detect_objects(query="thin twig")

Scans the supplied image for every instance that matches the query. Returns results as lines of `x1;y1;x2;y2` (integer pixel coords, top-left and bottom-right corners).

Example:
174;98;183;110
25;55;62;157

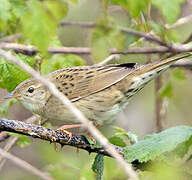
0;42;37;55
0;147;54;180
48;46;90;54
171;59;192;68
0;136;18;171
120;28;170;48
0;49;138;180
165;14;192;29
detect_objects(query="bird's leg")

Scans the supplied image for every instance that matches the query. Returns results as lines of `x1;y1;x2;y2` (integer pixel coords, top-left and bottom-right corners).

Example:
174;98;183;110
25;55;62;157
54;124;83;151
57;124;79;142
57;123;83;141
57;124;83;130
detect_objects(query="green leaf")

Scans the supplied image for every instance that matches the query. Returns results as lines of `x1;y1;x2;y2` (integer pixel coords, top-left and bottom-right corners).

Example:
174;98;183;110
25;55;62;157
0;98;17;115
113;126;126;133
152;0;185;24
159;82;173;98
0;61;30;92
0;0;11;21
21;0;57;51
15;53;36;67
92;154;104;180
109;136;126;147
83;135;96;148
111;0;149;18
112;126;138;144
124;126;192;163
0;53;35;92
173;136;192;158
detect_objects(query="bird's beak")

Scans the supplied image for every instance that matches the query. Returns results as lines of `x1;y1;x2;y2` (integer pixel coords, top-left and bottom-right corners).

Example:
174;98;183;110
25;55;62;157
3;92;24;99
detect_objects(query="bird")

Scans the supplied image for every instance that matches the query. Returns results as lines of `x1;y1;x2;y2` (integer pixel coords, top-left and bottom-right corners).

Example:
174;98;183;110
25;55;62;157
4;54;190;130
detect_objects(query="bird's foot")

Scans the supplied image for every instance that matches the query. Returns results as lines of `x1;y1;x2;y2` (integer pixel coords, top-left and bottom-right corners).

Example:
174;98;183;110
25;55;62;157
57;123;83;142
54;124;83;151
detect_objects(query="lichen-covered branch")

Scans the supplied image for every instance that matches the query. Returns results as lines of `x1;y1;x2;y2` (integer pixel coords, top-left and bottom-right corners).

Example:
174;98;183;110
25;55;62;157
0;118;123;157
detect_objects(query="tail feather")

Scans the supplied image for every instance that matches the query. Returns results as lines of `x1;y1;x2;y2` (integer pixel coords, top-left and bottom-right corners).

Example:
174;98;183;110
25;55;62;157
134;53;191;75
127;53;191;90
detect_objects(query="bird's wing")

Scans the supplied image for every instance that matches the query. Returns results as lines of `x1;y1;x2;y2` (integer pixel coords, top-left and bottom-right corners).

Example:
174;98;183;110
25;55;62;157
48;63;137;102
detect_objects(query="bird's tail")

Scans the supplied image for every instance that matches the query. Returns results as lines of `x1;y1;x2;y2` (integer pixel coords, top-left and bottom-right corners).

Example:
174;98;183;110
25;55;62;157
133;53;191;76
125;53;191;91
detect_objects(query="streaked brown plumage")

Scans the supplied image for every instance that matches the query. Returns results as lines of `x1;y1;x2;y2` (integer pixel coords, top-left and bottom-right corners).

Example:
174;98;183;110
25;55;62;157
5;54;190;126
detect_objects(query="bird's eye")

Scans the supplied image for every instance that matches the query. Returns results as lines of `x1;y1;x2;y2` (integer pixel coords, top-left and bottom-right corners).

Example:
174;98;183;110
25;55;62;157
28;87;34;93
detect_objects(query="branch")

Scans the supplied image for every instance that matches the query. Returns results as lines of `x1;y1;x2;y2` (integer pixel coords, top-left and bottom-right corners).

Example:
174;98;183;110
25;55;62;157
0;49;138;179
60;21;169;47
0;116;37;143
1;42;192;57
0;42;37;55
171;60;192;68
0;118;123;157
165;14;192;29
48;45;192;54
0;146;54;180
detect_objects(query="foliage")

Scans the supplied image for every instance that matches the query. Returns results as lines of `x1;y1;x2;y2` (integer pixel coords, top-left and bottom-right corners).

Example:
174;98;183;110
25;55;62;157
124;126;192;163
92;154;104;180
0;53;35;92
